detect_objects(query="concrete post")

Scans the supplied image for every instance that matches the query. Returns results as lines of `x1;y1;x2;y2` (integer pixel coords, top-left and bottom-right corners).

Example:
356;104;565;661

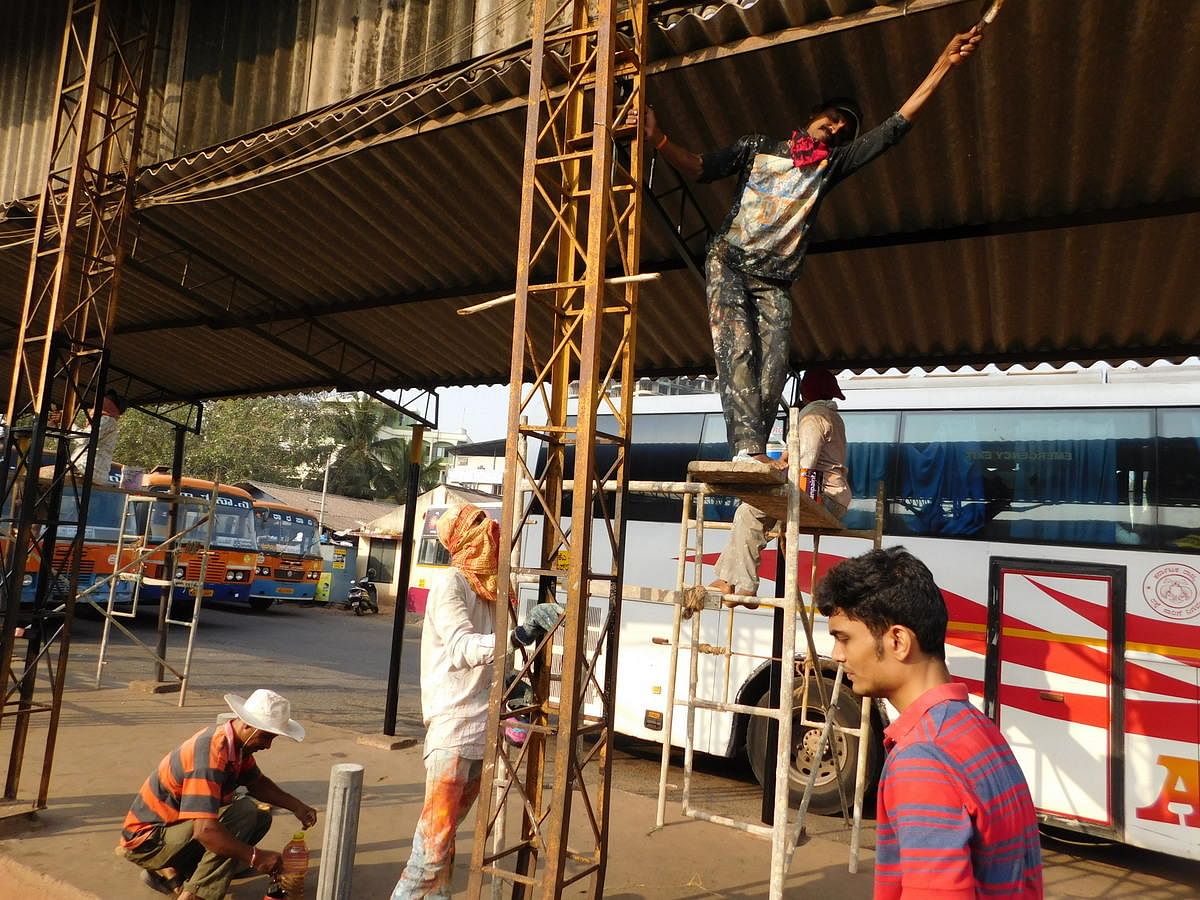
316;763;365;900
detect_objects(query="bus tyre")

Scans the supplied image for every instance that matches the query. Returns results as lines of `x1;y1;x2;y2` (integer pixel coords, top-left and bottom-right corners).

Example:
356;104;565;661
249;597;273;613
745;673;880;816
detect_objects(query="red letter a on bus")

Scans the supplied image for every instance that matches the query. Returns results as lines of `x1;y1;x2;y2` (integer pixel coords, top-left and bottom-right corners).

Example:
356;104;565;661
1135;755;1200;828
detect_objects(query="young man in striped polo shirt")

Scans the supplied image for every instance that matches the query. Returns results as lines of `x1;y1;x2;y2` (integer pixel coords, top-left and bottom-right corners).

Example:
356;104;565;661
817;548;1043;899
119;689;317;900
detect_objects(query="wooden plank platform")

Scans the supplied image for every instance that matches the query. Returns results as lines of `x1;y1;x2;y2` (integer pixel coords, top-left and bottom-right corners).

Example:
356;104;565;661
687;460;844;530
687;459;785;485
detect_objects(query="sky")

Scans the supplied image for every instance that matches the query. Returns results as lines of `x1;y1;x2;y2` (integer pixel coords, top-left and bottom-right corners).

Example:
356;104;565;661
437;384;517;442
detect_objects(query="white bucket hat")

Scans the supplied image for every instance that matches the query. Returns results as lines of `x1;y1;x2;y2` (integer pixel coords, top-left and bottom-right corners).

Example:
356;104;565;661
224;689;305;742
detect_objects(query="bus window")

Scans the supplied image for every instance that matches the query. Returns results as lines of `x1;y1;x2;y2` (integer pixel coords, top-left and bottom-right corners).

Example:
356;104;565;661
698;413;736;522
418;536;450;566
254;509;320;556
561;413;707;524
1156;408;1200;552
893;408;1155;547
841;411;900;531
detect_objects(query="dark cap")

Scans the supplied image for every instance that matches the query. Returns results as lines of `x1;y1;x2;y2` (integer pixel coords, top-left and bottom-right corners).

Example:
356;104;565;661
818;96;861;142
800;368;845;401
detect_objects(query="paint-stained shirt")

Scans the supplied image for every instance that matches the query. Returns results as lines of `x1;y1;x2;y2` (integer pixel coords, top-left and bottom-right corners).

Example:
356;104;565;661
700;113;911;282
120;724;261;849
420;568;496;759
875;683;1043;899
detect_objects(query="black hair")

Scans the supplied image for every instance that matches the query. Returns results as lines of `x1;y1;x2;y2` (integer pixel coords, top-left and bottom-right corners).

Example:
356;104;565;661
806;96;861;147
104;388;127;413
815;547;947;659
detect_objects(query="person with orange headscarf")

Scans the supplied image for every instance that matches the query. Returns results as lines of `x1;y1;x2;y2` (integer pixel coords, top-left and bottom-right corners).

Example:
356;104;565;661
392;502;498;899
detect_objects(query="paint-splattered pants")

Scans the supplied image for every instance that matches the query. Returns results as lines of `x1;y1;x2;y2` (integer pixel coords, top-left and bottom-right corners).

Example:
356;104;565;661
707;251;793;456
392;750;483;900
713;497;848;594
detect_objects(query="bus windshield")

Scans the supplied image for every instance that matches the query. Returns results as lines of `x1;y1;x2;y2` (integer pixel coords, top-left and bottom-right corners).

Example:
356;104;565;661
253;508;321;557
56;483;128;542
146;488;257;551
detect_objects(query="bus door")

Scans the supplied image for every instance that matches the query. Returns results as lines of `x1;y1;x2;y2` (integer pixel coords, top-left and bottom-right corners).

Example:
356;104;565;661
985;559;1124;834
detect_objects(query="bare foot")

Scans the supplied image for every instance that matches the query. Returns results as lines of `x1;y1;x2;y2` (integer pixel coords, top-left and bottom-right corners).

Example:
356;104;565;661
750;453;787;471
709;579;760;609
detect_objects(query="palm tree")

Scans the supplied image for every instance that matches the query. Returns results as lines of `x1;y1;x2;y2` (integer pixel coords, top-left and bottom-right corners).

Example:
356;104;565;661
378;437;449;502
321;396;450;502
323;396;407;500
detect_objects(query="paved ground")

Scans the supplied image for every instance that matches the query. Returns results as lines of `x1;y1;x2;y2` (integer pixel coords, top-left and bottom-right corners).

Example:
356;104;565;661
0;600;1194;898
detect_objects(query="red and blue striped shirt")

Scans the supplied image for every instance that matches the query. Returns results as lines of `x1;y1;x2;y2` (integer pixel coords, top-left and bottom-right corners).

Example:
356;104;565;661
875;683;1043;899
120;724;261;849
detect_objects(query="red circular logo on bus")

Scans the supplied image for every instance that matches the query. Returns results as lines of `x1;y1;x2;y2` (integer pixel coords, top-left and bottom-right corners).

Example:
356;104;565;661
1142;563;1200;620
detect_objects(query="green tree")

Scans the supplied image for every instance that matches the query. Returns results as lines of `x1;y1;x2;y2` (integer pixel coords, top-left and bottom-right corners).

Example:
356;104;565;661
323;396;407;500
113;395;329;485
378;437;448;500
322;397;448;502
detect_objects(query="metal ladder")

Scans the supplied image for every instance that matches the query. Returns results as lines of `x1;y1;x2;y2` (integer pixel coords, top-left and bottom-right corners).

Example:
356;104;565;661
654;406;885;898
91;484;218;705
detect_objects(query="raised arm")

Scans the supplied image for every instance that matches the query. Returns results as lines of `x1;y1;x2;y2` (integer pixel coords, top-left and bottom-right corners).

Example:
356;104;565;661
641;107;704;182
898;26;983;122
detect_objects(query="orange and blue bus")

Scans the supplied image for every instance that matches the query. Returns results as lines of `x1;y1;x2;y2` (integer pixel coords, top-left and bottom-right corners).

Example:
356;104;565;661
54;474;136;608
135;474;258;608
1;464;134;610
250;501;322;610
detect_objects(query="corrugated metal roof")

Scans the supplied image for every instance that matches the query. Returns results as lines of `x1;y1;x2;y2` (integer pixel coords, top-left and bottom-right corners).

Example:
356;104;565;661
2;0;1198;405
1;0;540;199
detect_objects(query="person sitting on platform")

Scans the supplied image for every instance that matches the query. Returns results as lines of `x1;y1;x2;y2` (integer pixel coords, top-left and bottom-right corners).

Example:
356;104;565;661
709;368;851;606
118;689;317;900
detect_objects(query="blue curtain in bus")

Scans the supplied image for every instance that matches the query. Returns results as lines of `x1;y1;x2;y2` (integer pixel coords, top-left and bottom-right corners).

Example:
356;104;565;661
1006;439;1120;543
847;442;892;500
896;441;987;536
1008;440;1119;503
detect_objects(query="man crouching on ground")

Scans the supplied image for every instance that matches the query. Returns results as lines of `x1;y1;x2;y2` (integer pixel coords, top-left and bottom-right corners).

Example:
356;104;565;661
817;548;1043;899
118;689;318;899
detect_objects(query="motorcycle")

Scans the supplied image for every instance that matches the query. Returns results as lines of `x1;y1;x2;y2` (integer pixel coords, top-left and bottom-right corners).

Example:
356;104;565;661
345;570;379;616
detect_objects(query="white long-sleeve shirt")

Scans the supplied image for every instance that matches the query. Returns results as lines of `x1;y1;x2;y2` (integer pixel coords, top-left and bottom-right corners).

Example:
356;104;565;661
420;568;497;758
70;413;119;484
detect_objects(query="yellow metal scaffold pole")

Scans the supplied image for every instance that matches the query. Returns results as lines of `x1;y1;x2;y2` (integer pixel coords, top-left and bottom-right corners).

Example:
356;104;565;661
0;0;154;813
467;0;648;896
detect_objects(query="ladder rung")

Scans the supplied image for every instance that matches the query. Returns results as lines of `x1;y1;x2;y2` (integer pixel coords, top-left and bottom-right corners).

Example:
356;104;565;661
678;697;784;718
684;805;776;839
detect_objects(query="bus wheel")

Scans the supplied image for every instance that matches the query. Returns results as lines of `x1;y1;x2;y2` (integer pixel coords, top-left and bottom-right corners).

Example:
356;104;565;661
249;597;274;613
745;673;879;816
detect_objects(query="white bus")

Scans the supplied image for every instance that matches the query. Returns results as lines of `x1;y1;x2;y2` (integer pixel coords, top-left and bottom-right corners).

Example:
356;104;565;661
524;365;1200;861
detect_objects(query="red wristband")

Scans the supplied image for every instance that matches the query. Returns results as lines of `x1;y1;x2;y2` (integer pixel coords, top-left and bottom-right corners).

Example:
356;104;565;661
655;132;668;151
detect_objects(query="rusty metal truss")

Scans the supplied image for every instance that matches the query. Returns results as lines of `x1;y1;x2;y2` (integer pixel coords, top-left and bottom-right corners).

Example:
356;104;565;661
0;0;155;813
468;1;648;896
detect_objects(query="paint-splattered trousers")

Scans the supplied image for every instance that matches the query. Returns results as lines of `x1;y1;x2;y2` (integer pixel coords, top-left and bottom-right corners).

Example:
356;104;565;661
707;251;793;456
713;497;848;594
392;750;483;900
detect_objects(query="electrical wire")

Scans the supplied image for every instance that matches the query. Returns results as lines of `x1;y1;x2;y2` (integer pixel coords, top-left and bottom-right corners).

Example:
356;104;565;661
141;60;514;207
140;0;529;201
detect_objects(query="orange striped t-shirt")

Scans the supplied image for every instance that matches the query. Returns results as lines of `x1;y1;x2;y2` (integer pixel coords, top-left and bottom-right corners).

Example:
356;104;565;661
120;724;260;849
